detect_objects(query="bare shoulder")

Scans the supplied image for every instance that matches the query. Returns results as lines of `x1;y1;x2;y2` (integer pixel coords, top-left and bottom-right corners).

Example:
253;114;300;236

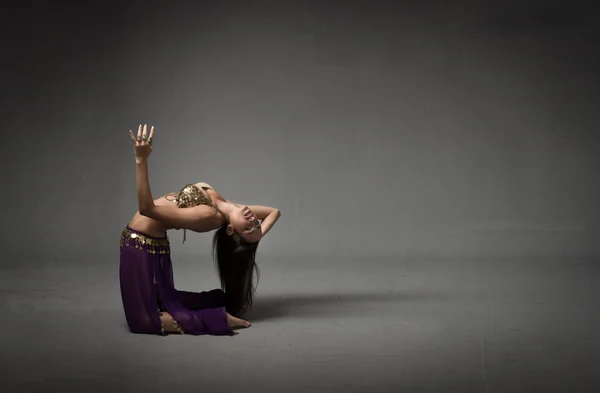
194;182;214;190
154;194;178;207
194;182;228;202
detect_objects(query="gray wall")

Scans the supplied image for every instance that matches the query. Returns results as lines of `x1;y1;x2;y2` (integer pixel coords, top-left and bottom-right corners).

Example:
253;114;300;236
3;1;599;265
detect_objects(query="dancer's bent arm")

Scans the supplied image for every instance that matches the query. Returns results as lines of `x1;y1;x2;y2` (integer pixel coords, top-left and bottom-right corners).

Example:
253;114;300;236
225;201;281;237
247;205;280;237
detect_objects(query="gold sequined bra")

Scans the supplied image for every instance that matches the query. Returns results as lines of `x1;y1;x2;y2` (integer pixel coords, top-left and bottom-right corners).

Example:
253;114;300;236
174;183;214;243
175;184;212;208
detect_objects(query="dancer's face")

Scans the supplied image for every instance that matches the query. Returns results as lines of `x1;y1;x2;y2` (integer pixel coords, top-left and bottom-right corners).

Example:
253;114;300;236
227;205;262;243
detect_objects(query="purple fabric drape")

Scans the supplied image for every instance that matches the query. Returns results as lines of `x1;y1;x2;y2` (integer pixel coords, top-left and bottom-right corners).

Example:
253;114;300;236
119;225;233;336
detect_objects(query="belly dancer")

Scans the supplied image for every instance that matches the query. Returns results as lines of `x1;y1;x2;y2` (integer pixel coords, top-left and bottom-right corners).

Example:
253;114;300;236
120;124;281;336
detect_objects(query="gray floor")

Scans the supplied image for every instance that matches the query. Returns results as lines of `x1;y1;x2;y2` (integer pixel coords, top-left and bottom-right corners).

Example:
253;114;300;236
1;257;599;393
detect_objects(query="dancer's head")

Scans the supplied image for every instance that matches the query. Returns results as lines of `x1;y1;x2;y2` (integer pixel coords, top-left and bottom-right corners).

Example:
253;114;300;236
212;223;260;316
225;205;263;243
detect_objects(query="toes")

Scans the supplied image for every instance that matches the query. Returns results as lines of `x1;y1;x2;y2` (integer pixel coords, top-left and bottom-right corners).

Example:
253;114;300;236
228;316;251;329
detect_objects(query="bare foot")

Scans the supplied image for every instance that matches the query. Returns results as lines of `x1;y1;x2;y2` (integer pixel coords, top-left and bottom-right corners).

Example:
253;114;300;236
226;312;252;329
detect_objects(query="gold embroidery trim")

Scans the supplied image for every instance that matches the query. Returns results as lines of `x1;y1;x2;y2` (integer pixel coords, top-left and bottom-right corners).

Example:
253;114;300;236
119;228;170;255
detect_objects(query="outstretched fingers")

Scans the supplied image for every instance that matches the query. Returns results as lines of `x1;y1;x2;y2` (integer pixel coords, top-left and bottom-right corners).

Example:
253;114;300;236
129;129;137;144
129;124;155;146
148;126;155;144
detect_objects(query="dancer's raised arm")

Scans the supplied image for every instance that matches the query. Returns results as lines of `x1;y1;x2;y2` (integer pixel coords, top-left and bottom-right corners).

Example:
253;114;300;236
129;125;221;232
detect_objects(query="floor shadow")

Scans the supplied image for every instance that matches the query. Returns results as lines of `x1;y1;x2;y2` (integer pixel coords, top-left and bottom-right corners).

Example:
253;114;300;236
244;290;445;321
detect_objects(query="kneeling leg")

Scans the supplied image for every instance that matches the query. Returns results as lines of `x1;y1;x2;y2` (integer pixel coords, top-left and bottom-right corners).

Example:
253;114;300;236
175;288;227;310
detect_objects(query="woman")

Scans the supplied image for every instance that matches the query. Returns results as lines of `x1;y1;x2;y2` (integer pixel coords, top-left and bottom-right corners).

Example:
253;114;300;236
119;124;281;336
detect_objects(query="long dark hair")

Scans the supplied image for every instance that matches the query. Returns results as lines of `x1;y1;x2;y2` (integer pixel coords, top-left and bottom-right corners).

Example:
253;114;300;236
212;224;260;316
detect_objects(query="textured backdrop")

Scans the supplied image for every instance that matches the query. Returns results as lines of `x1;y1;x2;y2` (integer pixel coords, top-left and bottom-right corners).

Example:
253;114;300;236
3;0;599;265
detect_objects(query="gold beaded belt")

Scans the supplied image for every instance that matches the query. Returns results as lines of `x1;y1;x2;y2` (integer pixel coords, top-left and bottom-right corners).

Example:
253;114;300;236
120;227;170;255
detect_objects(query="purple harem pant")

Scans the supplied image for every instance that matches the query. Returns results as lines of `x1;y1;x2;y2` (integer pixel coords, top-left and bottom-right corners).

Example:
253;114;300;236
119;225;234;336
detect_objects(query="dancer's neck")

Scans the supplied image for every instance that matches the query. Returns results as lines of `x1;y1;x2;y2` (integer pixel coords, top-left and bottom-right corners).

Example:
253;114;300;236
215;200;235;221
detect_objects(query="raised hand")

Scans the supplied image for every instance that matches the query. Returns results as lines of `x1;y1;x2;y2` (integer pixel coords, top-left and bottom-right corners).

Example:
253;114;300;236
129;124;155;163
